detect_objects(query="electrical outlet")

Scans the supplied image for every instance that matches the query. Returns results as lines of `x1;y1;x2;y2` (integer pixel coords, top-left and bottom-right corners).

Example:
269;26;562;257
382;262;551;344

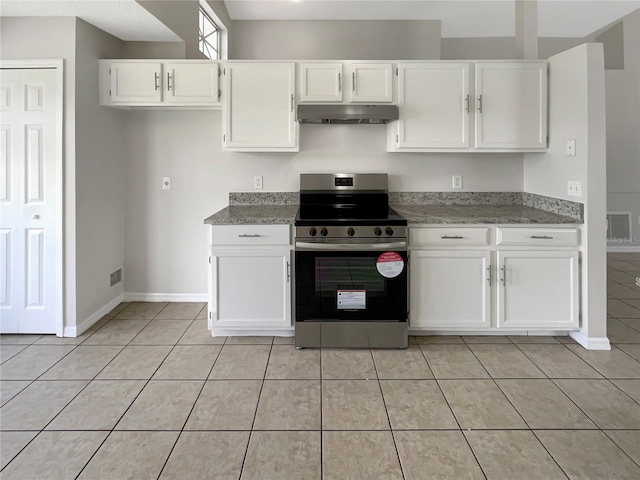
567;181;582;197
452;175;463;190
254;176;263;189
162;176;171;190
566;139;576;156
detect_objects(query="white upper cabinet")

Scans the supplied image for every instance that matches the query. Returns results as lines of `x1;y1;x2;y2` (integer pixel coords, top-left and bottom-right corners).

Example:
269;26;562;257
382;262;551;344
164;62;220;104
100;60;221;108
475;62;548;149
388;60;548;152
397;63;470;149
349;63;393;103
109;62;163;103
299;63;343;102
223;62;298;152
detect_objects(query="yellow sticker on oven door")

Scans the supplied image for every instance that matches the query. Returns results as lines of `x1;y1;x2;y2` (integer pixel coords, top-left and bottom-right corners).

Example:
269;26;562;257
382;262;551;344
376;252;404;278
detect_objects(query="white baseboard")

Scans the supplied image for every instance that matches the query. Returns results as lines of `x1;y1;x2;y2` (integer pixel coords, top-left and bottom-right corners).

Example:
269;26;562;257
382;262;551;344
211;327;294;337
123;293;208;302
569;330;611;350
607;246;640;253
64;294;124;338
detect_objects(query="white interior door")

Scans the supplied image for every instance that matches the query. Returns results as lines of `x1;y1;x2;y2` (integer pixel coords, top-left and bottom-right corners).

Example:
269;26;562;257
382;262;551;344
0;68;59;334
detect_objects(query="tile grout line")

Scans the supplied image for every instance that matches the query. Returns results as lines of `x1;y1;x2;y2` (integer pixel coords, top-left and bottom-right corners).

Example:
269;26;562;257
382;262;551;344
416;343;488;480
369;348;406;480
601;429;640;470
237;338;274;480
155;326;226;480
71;305;190;479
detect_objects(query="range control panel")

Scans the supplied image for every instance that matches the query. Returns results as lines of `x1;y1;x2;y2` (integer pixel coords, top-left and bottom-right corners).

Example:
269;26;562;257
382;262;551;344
295;225;407;239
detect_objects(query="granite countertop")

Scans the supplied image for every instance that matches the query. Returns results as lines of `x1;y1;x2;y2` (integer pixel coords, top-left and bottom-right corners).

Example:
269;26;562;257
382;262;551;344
204;192;583;226
204;205;298;225
392;204;582;225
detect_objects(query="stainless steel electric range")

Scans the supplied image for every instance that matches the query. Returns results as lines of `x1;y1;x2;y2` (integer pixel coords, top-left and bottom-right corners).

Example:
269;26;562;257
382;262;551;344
294;173;408;349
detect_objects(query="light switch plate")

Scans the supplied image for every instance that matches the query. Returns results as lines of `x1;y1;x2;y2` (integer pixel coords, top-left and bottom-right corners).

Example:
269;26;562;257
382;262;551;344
567;180;582;197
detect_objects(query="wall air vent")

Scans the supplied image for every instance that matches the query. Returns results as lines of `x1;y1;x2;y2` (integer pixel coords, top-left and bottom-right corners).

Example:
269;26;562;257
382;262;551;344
606;213;631;241
110;268;122;287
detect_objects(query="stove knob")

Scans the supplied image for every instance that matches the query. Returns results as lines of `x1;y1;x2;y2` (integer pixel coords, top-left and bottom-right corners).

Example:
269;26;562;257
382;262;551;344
385;227;394;236
320;227;328;237
374;227;382;237
309;227;317;237
347;227;356;237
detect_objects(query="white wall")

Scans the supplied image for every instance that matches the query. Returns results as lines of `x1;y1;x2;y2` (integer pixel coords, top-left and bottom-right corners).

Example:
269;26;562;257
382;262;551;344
230;20;441;60
602;10;640;247
123;111;523;295
524;43;608;345
74;19;126;326
0;17;79;329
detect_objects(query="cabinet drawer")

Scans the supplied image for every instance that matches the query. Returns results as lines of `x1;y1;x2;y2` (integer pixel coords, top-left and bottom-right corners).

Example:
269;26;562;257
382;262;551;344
211;225;291;246
496;228;579;247
410;227;490;246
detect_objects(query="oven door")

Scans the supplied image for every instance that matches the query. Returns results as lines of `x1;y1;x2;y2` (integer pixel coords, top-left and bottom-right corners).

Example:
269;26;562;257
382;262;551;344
295;240;408;322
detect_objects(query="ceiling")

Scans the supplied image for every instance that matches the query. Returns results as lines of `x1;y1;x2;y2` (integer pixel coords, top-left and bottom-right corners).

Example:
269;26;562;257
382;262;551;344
0;0;638;41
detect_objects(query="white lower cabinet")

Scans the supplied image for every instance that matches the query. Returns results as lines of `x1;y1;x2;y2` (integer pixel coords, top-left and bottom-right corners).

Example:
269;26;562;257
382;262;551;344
409;226;580;331
210;248;291;330
208;224;293;334
410;250;491;329
497;250;579;329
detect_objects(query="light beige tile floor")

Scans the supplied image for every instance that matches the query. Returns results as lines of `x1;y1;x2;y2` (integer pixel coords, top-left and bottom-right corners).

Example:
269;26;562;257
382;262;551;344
0;253;638;479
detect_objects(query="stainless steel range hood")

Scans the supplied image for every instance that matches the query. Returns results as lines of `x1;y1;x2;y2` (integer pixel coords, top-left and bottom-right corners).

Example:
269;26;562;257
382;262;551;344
297;104;399;124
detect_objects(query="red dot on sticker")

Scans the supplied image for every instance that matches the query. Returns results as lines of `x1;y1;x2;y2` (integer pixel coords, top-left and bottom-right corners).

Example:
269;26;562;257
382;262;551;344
377;252;403;263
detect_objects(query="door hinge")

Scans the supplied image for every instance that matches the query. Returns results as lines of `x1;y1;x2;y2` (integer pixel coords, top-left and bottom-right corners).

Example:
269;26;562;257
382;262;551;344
223;134;226;142
223;67;226;75
396;134;399;143
209;256;211;264
218;89;221;100
395;67;398;76
218;67;221;77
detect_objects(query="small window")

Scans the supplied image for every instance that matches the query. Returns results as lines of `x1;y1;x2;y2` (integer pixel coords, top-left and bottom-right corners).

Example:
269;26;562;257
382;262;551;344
199;6;219;60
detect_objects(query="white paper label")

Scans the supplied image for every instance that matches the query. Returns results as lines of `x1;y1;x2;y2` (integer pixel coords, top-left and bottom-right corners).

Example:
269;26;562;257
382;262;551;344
337;290;366;310
376;252;404;279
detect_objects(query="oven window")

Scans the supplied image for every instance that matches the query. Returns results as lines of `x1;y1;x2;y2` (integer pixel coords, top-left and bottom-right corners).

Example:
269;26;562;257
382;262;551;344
315;257;385;295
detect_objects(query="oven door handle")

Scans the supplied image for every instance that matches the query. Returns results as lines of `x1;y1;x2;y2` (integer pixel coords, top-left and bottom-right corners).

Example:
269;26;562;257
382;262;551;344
295;241;407;251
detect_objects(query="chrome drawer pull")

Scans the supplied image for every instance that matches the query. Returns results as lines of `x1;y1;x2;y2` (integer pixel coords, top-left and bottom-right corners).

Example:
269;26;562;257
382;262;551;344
441;235;464;239
238;234;262;238
530;235;554;239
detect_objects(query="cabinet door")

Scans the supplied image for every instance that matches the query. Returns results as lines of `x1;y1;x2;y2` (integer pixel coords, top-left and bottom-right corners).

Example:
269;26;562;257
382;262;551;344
224;63;298;150
497;251;579;329
410;250;491;329
164;62;220;104
397;63;470;149
349;63;393;103
475;62;548;149
109;62;162;103
210;248;291;328
300;63;343;102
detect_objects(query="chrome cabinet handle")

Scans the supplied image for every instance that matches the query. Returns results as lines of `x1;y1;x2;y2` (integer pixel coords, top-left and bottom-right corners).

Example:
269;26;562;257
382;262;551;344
441;235;464;239
352;72;356;92
238;234;262;238
154;72;160;91
487;266;492;286
286;261;291;283
167;72;172;91
338;72;342;91
465;94;470;113
477;94;483;113
530;235;554;239
31;214;40;220
500;266;505;284
291;94;294;112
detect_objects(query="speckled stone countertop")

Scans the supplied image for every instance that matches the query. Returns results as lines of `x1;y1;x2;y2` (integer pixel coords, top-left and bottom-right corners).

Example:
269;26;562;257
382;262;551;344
392;204;581;225
204;205;298;225
204;192;583;225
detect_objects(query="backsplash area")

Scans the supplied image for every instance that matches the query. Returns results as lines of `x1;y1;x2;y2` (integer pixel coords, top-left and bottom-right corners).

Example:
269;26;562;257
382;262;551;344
229;191;584;222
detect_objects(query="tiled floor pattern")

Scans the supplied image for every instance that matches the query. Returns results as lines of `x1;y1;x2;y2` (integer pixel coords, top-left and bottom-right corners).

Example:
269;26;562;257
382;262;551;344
0;253;638;479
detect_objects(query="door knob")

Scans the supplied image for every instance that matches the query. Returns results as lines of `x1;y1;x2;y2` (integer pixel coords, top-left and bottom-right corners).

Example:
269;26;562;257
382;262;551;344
31;214;40;220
